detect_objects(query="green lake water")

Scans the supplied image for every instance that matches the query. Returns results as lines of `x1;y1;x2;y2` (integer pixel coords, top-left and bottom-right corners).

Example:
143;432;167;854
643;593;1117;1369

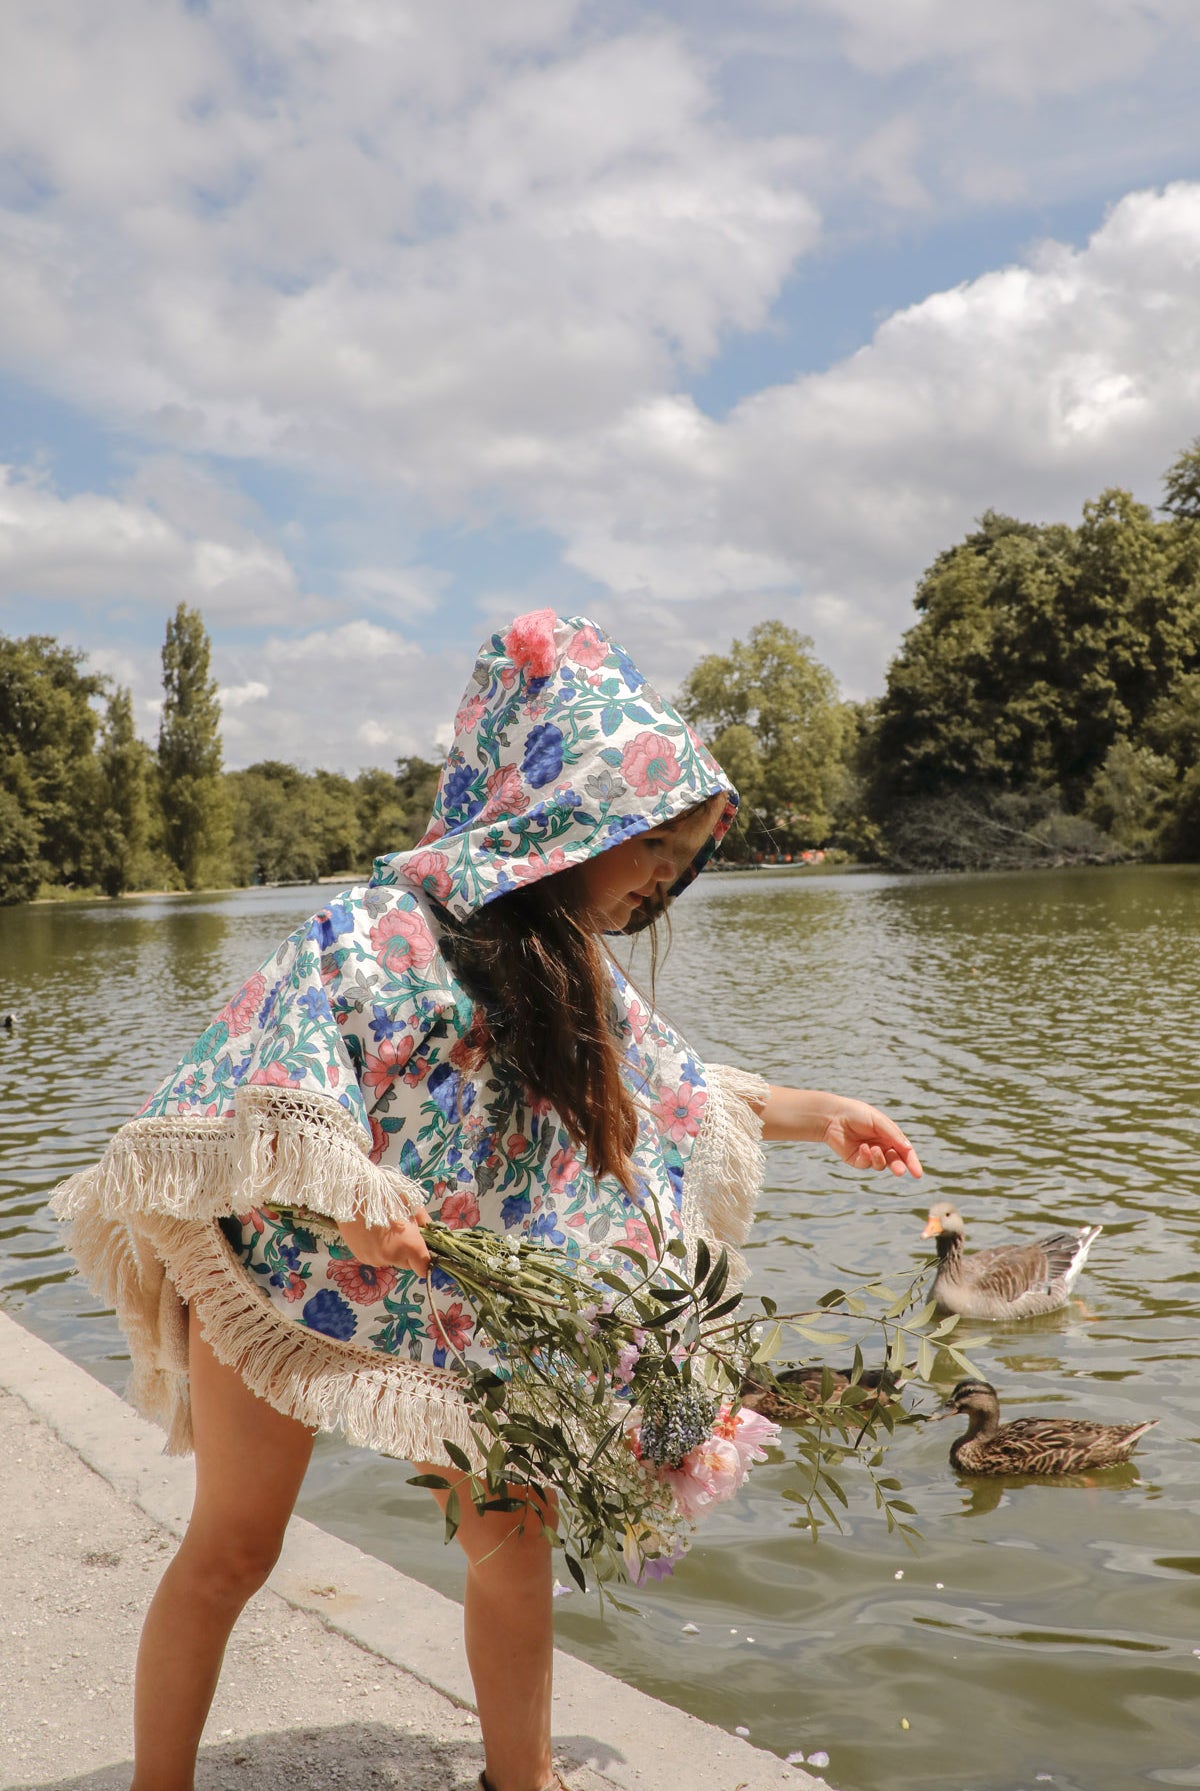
2;865;1199;1790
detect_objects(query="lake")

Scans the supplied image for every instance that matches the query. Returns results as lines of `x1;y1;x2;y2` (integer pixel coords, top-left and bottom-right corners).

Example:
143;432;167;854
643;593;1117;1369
2;864;1198;1791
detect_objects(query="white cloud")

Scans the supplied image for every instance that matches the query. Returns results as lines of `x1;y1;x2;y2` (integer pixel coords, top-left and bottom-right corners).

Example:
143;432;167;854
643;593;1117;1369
0;463;328;622
519;183;1200;697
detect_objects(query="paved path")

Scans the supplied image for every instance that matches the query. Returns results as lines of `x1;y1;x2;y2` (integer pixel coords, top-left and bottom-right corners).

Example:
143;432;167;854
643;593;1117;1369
0;1314;825;1791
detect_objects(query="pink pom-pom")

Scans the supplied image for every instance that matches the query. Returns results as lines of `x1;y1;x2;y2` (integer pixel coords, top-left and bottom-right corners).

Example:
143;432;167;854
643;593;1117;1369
504;609;559;679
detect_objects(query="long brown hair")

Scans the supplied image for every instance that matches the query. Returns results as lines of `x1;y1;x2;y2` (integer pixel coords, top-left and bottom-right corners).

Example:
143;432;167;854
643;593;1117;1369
445;864;643;1189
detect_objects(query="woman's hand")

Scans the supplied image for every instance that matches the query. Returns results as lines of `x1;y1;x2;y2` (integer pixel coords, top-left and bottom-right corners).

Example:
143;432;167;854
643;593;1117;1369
760;1085;923;1178
338;1208;433;1276
820;1101;923;1177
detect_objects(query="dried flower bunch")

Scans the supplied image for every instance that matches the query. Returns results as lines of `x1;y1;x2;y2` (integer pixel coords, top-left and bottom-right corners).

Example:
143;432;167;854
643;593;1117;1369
415;1214;977;1594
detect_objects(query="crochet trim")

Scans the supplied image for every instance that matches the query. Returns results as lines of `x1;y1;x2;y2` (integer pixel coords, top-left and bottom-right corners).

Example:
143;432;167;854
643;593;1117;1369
59;1198;478;1464
50;1084;427;1231
683;1062;768;1288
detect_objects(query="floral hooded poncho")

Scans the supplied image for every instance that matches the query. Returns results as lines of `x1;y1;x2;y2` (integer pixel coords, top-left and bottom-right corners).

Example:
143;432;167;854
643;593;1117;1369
53;611;768;1463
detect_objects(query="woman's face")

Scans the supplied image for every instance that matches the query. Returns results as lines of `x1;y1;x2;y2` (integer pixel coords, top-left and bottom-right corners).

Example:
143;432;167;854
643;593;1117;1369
577;795;726;932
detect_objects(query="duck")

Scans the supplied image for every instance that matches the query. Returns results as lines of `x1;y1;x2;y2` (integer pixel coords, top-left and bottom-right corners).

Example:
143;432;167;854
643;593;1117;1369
942;1379;1156;1475
921;1202;1101;1320
739;1364;900;1424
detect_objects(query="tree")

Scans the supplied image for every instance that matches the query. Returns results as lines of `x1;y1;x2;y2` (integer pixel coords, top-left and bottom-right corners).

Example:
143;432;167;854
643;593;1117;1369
355;757;440;866
158;605;231;889
0;786;41;904
678;622;850;854
0;632;106;889
95;686;153;897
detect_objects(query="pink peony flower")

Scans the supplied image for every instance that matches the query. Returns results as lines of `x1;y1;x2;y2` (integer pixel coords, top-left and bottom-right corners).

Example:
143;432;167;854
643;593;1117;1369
218;972;266;1037
565;624;607;670
719;1403;781;1469
480;763;527;822
439;1190;481;1230
662;1435;744;1520
653;1081;708;1143
619;730;683;797
404;848;453;902
504;608;559;679
327;1259;398;1304
369;906;438;975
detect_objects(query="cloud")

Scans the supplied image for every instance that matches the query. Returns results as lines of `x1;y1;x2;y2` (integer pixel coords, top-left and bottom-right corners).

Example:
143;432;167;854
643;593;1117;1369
0;462;327;622
521;183;1200;697
214;619;456;772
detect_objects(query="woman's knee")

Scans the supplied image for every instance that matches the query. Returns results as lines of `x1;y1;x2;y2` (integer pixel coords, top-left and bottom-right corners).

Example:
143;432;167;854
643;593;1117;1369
176;1518;287;1608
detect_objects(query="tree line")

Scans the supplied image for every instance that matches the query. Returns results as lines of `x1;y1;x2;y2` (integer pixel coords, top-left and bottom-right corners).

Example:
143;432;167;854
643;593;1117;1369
0;604;439;904
2;442;1198;904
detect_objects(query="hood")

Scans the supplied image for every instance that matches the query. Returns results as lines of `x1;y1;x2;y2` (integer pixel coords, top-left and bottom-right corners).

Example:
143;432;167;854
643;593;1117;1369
371;609;737;921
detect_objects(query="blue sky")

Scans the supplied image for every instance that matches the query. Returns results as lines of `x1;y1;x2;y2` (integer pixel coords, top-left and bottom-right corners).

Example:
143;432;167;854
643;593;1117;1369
2;0;1199;771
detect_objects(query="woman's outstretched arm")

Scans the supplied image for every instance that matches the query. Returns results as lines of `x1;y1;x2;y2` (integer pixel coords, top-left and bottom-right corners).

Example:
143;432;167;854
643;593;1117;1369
759;1085;923;1178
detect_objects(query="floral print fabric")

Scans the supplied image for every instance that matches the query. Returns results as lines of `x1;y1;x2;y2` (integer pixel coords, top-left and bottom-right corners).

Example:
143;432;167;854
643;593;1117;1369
131;609;742;1381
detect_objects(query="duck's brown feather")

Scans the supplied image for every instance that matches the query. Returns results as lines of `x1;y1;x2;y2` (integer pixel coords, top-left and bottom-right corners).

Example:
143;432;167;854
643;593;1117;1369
951;1414;1156;1476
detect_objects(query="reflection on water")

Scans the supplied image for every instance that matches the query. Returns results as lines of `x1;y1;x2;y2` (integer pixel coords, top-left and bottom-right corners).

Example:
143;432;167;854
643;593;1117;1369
3;866;1199;1791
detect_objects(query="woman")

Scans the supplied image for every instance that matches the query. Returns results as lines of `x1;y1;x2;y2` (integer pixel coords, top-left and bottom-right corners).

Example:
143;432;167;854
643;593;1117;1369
55;609;921;1791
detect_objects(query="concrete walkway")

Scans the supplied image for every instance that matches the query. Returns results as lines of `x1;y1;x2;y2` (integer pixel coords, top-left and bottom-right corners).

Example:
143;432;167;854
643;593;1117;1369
0;1314;826;1791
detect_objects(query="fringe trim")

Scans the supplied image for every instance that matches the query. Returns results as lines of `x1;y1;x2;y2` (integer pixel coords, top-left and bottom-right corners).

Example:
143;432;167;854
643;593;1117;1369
684;1063;769;1289
50;1084;427;1232
60;1201;477;1467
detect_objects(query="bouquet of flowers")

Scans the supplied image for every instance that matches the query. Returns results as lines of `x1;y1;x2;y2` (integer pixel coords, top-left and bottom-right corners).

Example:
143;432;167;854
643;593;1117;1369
415;1214;979;1595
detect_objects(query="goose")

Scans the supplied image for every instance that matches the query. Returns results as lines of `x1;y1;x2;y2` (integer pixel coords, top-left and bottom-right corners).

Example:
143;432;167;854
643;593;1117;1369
922;1202;1100;1319
739;1364;900;1423
942;1379;1156;1475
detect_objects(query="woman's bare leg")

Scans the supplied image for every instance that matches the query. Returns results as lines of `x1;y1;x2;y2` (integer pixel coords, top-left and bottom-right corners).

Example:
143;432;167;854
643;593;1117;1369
416;1463;557;1791
130;1320;314;1791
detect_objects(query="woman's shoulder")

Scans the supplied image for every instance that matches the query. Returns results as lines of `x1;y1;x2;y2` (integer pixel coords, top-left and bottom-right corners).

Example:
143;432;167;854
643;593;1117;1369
306;883;473;1028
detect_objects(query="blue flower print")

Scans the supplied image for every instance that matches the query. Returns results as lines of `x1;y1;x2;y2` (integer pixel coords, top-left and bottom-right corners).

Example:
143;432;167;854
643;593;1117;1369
444;761;483;820
428;1061;475;1123
529;1211;566;1246
309;900;355;950
613;645;645;691
501;1191;531;1227
368;1004;404;1042
302;1288;357;1341
298;986;330;1022
521;723;564;789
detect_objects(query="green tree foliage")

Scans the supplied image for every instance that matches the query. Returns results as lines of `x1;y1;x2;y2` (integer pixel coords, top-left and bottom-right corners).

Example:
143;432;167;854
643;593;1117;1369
158;605;232;889
0;787;41;904
0;633;105;894
95;686;154;897
678;622;852;854
226;756;440;887
867;457;1200;866
356;756;441;865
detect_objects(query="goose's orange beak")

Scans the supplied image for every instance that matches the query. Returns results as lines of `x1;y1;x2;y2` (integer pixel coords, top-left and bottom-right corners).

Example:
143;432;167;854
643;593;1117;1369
921;1214;942;1239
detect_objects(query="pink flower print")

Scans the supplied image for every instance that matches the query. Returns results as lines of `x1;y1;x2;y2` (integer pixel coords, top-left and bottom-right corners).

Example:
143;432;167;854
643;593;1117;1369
368;1115;388;1163
565;624;607;670
653;1081;707;1144
620;1216;656;1259
405;849;453;902
625;997;648;1043
431;1299;473;1353
620;731;683;797
280;1270;308;1303
454;693;487;735
480;763;527;822
662;1434;743;1519
369;906;438;977
440;1190;481;1230
218;972;266;1037
361;1033;415;1098
415;817;447;846
507;1133;529;1156
514;847;568;885
249;1058;301;1087
504;608;559;679
548;1147;583;1197
327;1258;399;1305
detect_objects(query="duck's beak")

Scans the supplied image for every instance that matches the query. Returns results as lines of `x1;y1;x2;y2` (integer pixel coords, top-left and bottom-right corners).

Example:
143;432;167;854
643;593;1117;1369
921;1214;942;1239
